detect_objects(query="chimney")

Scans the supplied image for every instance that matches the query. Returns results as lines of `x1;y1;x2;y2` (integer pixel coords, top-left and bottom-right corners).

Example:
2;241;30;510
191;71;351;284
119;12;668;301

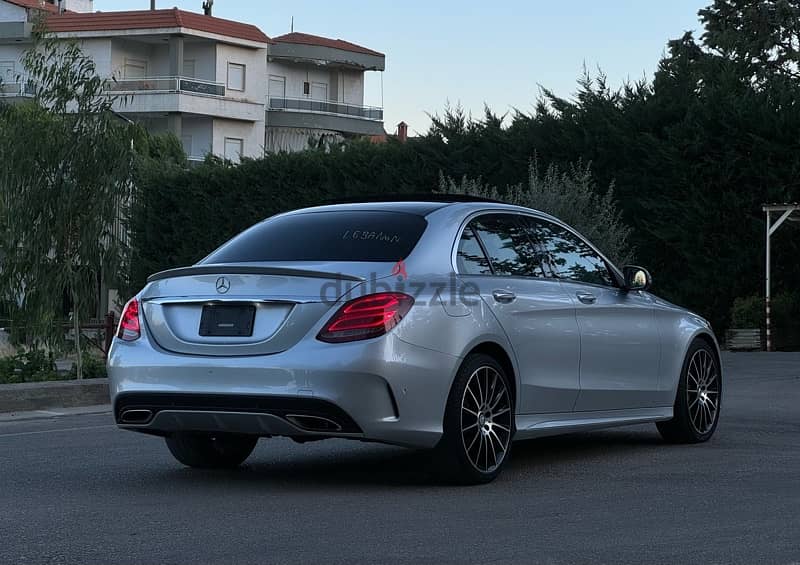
397;121;408;143
202;0;213;15
150;0;156;9
57;0;65;13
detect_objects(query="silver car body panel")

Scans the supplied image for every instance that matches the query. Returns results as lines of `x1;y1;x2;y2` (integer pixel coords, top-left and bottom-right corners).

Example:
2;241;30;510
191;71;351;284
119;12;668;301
108;201;720;449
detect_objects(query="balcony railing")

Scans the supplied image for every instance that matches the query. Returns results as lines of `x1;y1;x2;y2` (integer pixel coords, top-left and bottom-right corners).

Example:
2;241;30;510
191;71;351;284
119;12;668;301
0;79;36;98
104;76;226;97
268;96;383;121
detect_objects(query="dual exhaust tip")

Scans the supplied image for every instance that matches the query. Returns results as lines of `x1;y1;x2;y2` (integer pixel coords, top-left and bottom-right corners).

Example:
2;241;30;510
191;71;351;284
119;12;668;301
119;409;342;433
285;414;342;432
119;409;153;424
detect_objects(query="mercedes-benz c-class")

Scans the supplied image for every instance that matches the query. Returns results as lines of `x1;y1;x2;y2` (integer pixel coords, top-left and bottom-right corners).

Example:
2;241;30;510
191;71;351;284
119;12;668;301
108;199;721;484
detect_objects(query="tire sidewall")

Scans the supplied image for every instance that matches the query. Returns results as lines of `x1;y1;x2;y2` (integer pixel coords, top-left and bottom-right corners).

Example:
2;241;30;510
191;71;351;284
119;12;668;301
676;340;722;442
439;353;514;484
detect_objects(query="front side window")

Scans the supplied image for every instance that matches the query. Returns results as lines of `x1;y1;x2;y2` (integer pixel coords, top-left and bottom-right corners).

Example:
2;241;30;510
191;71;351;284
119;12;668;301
468;214;545;277
533;219;616;287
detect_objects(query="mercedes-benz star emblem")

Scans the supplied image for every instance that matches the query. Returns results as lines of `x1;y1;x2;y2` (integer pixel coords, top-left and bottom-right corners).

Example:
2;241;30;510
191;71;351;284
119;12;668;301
215;276;231;294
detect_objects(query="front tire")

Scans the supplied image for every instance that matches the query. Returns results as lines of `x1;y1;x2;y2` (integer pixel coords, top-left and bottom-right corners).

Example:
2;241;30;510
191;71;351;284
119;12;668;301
657;339;722;443
435;353;514;485
165;432;258;469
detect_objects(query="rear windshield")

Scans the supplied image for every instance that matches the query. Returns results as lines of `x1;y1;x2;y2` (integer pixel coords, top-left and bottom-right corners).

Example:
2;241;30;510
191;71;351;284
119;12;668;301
202;211;428;263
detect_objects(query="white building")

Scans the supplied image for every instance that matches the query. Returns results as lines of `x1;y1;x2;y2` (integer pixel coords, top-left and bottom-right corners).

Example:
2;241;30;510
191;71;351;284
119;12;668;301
0;0;386;160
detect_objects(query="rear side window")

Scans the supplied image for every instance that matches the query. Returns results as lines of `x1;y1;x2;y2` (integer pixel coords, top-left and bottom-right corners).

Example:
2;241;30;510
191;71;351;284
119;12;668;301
203;211;427;263
468;214;545;277
456;227;492;275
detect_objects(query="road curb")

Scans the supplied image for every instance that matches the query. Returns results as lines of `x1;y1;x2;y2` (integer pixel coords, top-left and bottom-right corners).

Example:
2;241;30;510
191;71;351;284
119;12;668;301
0;378;109;413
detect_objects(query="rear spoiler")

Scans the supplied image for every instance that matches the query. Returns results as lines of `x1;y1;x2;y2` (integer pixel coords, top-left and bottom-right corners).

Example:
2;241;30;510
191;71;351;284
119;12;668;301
147;265;365;284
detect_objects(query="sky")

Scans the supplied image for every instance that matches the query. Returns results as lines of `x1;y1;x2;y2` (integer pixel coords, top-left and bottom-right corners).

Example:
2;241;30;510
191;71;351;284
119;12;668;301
94;0;708;135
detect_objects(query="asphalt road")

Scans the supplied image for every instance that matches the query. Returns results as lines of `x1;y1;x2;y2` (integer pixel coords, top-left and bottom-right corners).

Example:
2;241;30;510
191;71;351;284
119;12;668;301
1;353;799;565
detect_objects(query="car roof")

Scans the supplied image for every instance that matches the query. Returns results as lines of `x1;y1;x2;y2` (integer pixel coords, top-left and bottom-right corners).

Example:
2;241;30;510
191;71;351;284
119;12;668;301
286;196;550;219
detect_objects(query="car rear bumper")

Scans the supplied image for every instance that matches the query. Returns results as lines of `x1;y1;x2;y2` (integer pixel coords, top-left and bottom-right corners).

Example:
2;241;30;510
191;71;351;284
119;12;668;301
107;332;461;449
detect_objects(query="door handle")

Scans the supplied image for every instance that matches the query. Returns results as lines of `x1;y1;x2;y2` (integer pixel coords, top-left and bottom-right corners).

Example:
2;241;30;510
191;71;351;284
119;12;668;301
492;290;516;303
576;291;596;304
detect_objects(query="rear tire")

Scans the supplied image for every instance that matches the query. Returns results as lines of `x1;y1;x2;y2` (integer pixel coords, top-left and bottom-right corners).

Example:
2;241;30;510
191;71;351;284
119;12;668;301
435;353;514;485
165;432;258;469
657;339;721;443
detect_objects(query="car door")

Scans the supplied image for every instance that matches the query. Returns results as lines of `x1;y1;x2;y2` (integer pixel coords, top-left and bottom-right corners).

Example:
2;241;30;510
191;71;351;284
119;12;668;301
529;217;661;411
456;213;581;414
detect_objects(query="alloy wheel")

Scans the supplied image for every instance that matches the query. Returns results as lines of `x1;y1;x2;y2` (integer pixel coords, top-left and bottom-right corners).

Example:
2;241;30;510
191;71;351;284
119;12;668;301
460;365;512;473
686;348;719;435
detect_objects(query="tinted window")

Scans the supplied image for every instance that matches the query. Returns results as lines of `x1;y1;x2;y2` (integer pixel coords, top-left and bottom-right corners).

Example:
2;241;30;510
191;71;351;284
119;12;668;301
456;227;492;275
203;211;427;263
533;219;616;286
469;214;545;277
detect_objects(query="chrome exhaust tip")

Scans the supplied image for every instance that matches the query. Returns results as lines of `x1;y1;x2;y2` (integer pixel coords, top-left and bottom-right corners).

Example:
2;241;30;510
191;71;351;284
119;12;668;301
285;414;342;432
119;409;153;424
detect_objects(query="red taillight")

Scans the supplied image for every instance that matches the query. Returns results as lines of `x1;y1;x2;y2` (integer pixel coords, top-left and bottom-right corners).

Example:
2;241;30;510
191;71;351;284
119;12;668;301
117;297;141;342
317;292;414;343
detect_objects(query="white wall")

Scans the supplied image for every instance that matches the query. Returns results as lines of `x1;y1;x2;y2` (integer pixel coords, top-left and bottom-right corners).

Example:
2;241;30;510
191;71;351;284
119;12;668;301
0;39;110;82
183;41;216;81
265;60;366;106
64;0;93;12
213;117;264;160
110;39;166;78
340;69;364;105
0;43;26;83
0;1;26;22
216;43;266;103
79;38;112;77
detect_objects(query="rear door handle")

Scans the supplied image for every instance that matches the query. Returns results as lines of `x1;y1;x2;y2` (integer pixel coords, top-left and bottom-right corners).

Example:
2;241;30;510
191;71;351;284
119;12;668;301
576;291;596;305
492;290;516;303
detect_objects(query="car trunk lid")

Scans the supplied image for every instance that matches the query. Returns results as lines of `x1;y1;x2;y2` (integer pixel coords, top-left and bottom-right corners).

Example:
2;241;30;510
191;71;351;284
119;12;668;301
139;263;389;356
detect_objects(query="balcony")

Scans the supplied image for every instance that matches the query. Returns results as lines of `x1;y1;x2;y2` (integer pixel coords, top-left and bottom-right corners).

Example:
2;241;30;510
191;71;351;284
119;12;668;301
105;76;226;97
103;76;264;122
267;96;384;136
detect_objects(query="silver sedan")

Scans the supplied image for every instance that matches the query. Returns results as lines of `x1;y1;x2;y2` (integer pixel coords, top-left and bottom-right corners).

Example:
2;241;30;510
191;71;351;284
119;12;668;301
107;200;722;484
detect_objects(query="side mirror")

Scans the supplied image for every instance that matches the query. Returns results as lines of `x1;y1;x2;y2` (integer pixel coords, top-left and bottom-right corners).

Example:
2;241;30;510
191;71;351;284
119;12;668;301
623;266;652;291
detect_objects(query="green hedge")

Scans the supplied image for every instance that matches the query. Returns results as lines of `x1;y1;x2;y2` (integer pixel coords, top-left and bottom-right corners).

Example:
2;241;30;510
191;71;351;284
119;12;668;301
128;140;441;288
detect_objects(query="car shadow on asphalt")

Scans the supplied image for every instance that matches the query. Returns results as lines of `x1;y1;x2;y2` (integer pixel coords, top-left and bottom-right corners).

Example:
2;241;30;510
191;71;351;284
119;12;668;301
146;427;666;489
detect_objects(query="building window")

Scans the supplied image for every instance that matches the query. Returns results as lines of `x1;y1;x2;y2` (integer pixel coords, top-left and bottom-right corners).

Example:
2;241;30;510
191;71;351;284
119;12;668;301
227;63;245;91
124;58;147;79
224;137;244;163
268;75;286;97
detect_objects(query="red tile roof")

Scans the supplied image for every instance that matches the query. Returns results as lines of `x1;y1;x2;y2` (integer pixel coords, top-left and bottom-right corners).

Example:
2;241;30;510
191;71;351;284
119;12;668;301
44;8;271;44
4;0;58;12
272;32;383;57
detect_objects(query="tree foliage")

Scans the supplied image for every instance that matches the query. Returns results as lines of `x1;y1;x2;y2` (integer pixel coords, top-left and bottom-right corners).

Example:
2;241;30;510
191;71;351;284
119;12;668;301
0;32;138;377
128;0;800;330
437;160;633;266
